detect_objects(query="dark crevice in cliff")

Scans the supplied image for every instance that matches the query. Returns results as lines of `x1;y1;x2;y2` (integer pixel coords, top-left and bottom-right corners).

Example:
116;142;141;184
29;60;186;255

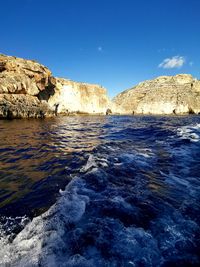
37;84;55;102
188;108;195;114
0;63;6;72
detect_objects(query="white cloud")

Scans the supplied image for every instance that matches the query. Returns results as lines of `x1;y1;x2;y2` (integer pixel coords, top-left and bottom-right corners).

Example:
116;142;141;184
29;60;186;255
158;56;185;69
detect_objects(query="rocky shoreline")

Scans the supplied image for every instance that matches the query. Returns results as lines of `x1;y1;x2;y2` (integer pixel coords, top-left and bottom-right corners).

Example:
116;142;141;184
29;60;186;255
114;74;200;115
0;54;200;119
0;54;56;119
0;54;114;119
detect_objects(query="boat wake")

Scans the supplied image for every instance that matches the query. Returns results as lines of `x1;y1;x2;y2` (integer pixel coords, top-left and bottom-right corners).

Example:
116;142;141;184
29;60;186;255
0;118;200;266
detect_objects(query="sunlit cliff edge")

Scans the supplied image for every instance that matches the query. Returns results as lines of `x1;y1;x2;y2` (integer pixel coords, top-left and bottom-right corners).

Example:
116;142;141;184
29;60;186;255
113;74;200;115
0;54;117;118
0;54;200;119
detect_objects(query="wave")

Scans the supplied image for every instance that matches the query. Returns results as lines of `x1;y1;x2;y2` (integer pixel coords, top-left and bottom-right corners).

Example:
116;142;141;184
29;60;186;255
1;144;200;267
177;123;200;142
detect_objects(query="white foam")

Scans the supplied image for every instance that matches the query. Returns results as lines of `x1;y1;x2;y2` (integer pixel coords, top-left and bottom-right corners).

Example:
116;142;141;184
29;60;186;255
177;124;200;142
80;154;109;173
121;150;154;167
80;155;97;172
137;148;154;158
0;178;90;266
1;134;199;266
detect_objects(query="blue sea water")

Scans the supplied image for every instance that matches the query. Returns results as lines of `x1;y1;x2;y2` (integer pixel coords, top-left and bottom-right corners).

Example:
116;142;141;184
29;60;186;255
0;115;200;266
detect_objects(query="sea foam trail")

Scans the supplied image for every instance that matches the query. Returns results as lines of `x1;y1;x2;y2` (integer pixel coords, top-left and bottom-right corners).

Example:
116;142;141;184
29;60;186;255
0;118;200;267
0;178;90;266
0;148;155;266
0;140;200;267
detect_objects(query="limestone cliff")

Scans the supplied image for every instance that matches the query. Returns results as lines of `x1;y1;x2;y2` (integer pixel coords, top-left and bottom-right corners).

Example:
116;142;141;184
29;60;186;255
0;54;112;118
1;54;200;118
0;54;56;118
46;78;111;115
113;74;200;115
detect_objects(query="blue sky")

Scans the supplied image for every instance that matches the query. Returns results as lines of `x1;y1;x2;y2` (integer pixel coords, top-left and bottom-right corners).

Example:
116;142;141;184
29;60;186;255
1;0;200;98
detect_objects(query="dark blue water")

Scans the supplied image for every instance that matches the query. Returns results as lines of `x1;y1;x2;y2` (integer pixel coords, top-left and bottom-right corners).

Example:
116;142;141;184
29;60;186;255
0;115;200;266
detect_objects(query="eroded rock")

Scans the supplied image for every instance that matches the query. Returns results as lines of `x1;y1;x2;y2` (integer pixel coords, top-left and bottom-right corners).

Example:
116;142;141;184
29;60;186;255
0;94;54;119
0;54;113;118
113;74;200;115
1;54;199;118
0;55;55;118
47;78;112;115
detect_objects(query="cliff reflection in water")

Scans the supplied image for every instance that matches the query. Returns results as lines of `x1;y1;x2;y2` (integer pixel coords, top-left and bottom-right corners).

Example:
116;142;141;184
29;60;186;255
0;116;106;217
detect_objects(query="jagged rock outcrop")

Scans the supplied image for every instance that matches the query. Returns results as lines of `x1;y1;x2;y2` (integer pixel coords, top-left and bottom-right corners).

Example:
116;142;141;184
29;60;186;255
113;74;200;115
0;54;56;118
47;78;111;114
0;54;112;118
2;54;199;118
0;94;52;119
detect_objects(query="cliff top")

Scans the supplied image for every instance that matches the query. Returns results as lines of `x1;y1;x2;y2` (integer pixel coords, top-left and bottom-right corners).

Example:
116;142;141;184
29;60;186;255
115;74;198;98
0;54;51;75
0;54;104;90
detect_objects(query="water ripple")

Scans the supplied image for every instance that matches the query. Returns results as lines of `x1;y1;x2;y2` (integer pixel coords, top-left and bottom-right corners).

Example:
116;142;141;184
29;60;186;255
0;115;200;266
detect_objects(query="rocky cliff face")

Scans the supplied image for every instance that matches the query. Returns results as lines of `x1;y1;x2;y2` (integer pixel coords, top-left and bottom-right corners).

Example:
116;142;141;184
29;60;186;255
0;54;56;118
0;55;112;118
1;54;200;118
47;78;111;115
113;74;200;115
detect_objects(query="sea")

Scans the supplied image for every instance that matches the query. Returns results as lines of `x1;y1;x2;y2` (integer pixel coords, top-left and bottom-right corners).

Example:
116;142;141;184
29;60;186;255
0;115;200;267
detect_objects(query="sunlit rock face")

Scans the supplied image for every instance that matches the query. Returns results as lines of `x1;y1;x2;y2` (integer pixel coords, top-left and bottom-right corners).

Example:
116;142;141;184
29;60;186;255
0;54;55;95
113;74;200;115
2;54;199;118
0;54;114;118
47;78;112;115
0;54;55;118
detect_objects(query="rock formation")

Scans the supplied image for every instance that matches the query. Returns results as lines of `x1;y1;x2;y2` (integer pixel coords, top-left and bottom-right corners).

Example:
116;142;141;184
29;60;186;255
0;54;112;118
0;54;56;118
113;74;200;115
47;78;111;115
1;54;200;118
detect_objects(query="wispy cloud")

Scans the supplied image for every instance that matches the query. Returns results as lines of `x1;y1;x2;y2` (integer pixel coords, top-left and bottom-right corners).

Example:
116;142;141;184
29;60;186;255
158;56;185;69
158;48;167;53
189;61;194;66
158;48;175;53
97;46;103;52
